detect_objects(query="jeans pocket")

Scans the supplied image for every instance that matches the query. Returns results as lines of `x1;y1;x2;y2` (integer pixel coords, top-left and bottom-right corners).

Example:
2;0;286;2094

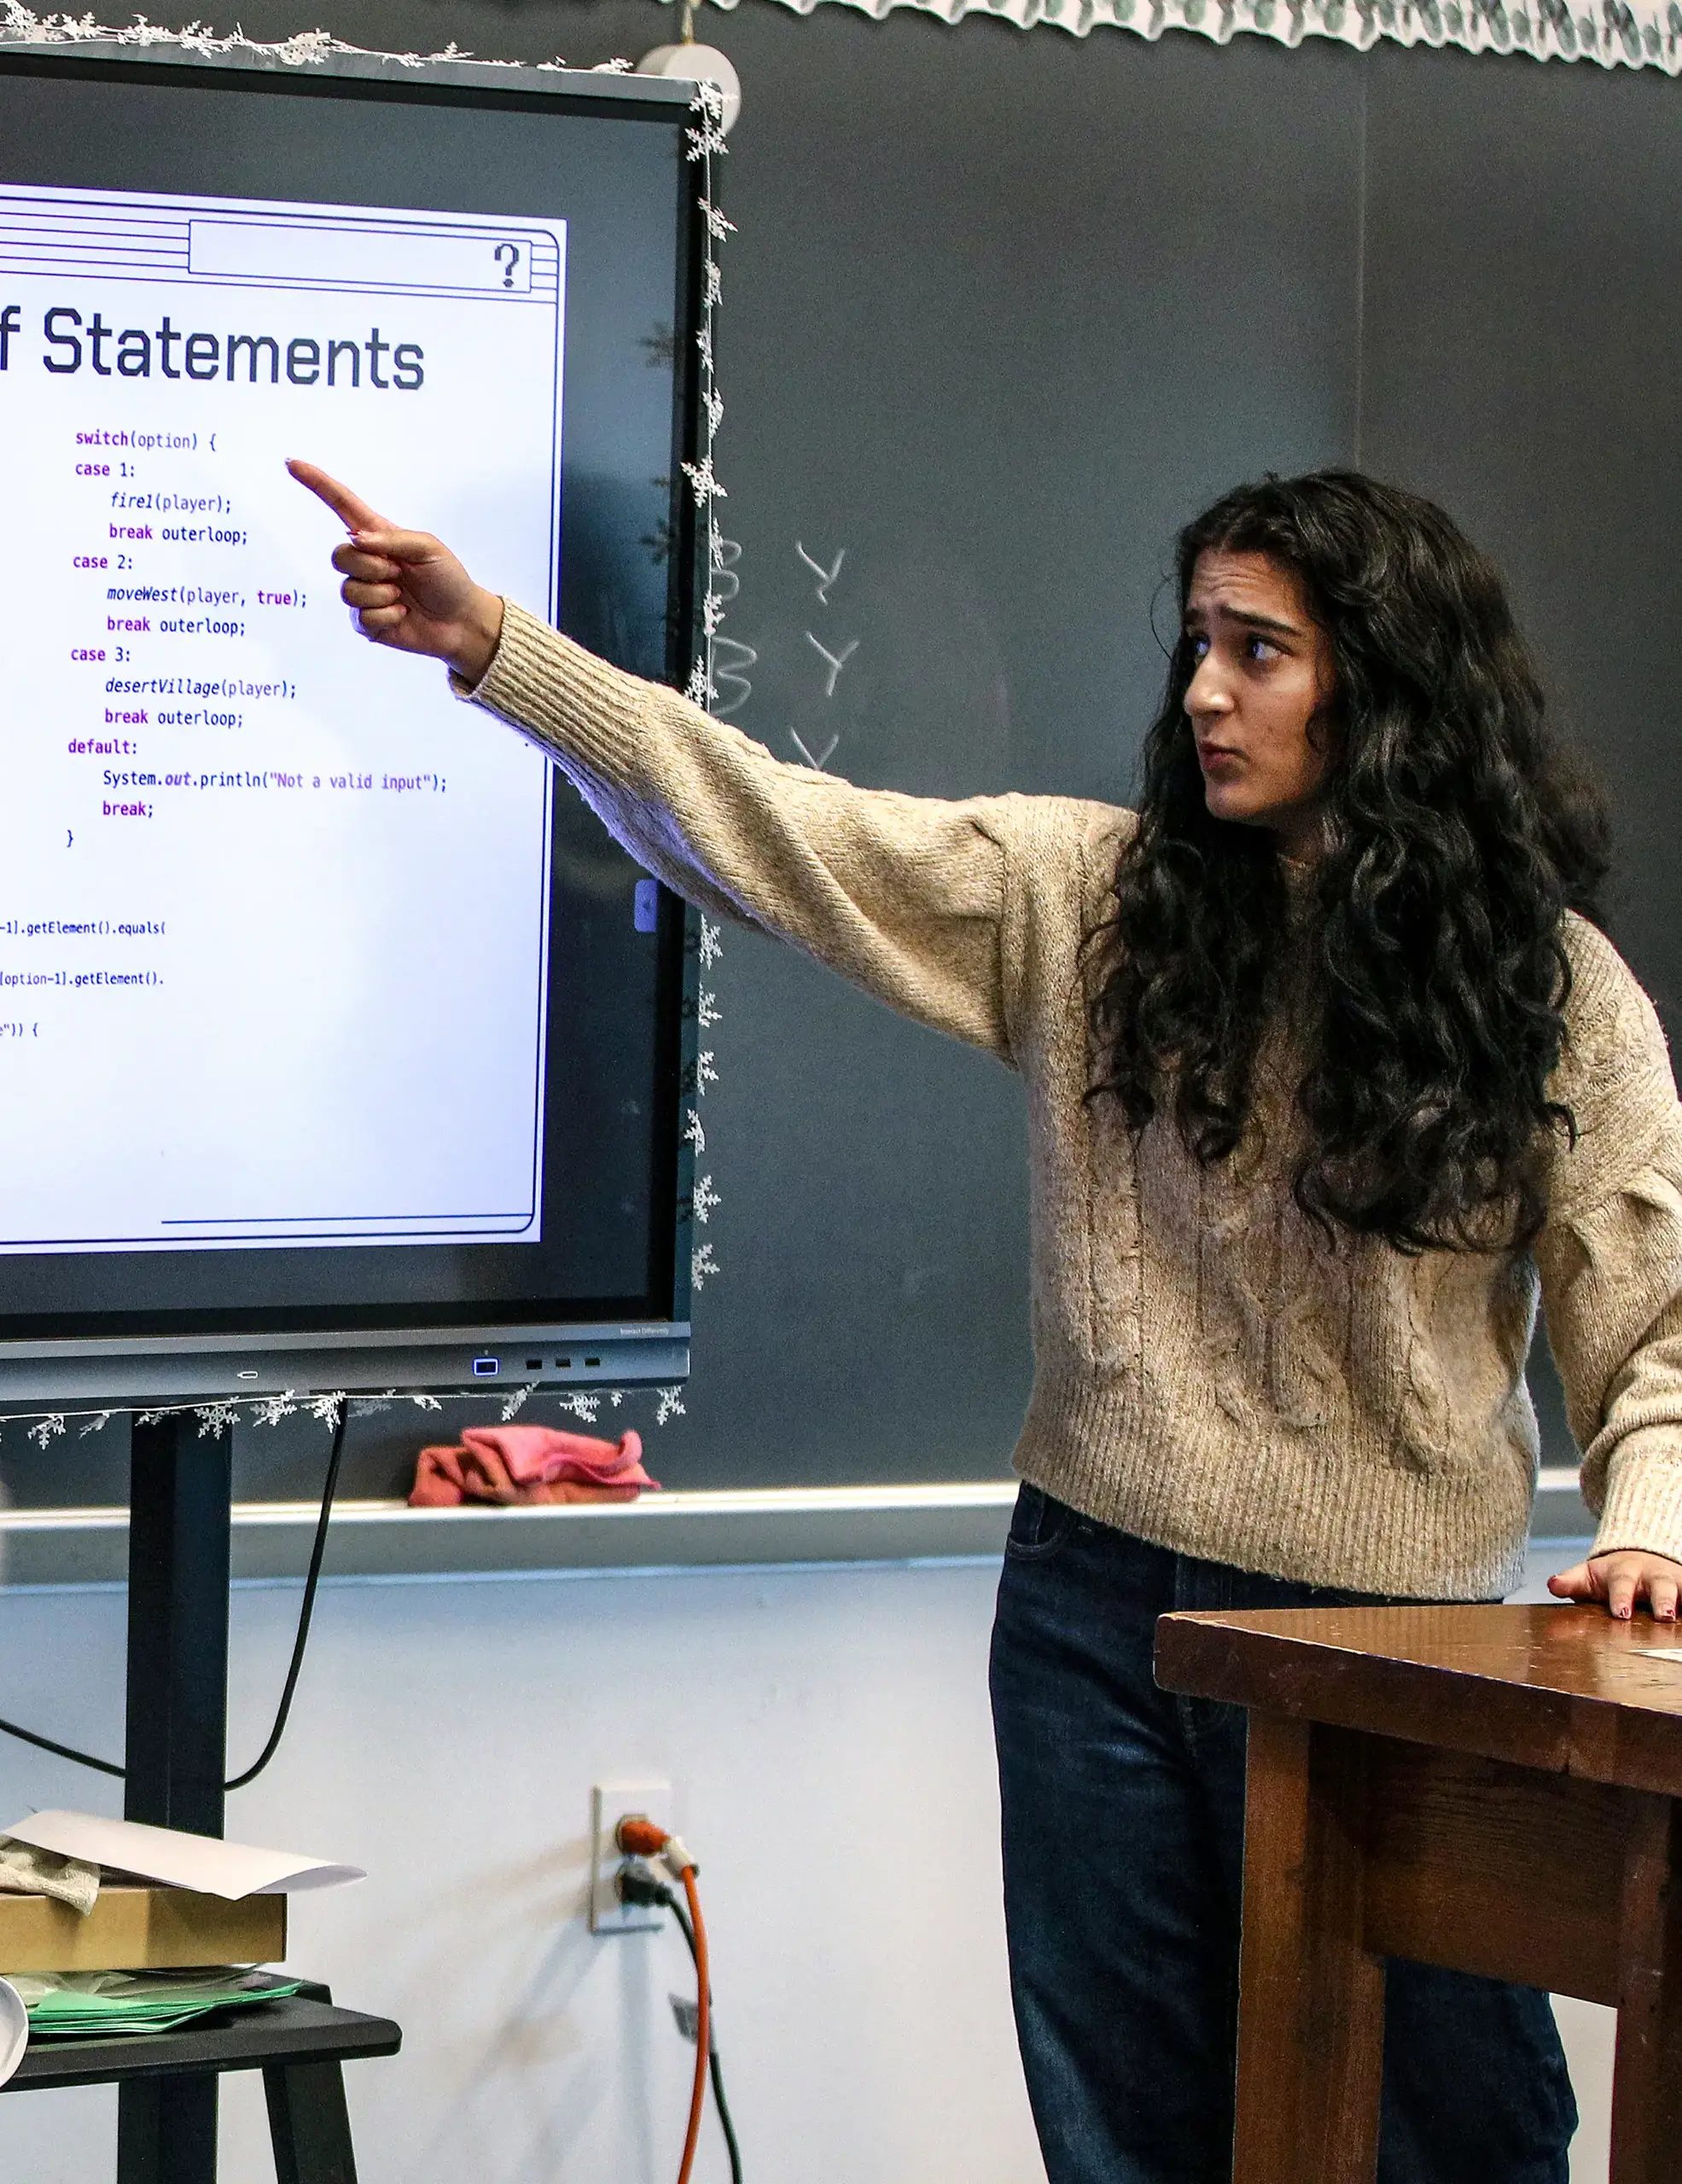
1004;1483;1076;1561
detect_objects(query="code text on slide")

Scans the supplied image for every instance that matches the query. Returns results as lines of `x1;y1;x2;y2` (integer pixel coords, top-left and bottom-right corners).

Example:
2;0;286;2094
0;186;566;1252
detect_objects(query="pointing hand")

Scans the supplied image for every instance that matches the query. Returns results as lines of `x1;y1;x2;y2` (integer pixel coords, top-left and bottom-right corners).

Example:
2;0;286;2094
286;459;504;685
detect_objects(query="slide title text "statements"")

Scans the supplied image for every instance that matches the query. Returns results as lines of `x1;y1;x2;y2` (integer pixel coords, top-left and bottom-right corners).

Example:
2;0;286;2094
0;306;423;390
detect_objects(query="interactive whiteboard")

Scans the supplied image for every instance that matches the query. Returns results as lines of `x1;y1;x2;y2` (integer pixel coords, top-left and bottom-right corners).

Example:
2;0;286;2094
0;50;700;1397
5;185;567;1252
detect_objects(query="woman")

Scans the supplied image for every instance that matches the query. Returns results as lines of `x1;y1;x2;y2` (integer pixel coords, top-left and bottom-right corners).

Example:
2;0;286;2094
291;458;1682;2184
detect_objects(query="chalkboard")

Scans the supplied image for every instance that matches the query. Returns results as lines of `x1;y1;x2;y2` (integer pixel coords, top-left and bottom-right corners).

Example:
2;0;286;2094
5;1;1678;1507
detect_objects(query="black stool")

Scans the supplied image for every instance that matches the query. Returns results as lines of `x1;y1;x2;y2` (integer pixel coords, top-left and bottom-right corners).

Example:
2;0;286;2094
2;1978;401;2183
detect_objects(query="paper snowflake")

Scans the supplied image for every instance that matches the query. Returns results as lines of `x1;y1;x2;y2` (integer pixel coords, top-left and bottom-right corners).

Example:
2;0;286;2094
700;200;737;242
681;456;727;506
655;1386;687;1426
691;1241;720;1291
27;1413;65;1448
195;1402;241;1439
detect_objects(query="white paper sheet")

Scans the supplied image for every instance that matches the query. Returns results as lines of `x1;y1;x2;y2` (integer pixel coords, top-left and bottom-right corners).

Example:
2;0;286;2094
1631;1647;1682;1664
2;1812;364;1899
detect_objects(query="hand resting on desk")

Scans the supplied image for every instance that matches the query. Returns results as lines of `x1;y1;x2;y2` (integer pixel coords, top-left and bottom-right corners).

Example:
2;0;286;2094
1549;1550;1682;1621
286;460;504;685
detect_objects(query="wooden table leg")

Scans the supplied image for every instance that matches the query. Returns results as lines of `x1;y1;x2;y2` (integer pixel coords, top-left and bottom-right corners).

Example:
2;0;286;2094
1234;1713;1386;2184
1610;1792;1682;2184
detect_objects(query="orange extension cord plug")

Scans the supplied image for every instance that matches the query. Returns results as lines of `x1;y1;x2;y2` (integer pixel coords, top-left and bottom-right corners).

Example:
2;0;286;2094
615;1815;712;2184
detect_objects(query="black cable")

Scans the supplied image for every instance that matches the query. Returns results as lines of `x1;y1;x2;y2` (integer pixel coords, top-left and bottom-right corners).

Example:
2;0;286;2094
0;1711;124;1778
620;1862;744;2184
224;1401;348;1790
670;1895;744;2184
0;1404;349;1789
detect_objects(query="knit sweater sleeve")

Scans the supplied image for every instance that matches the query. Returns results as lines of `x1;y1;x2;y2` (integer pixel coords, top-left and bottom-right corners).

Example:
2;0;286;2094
457;601;1018;1060
1535;916;1682;1563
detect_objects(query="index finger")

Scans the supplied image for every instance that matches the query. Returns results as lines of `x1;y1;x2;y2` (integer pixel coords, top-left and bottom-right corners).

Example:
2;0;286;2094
285;458;391;534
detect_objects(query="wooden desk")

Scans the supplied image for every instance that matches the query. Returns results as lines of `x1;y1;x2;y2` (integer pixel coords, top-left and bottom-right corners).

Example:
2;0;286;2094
1153;1603;1682;2184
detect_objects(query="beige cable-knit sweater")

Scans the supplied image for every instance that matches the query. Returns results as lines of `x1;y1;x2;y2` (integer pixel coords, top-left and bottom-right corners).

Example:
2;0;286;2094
464;601;1682;1599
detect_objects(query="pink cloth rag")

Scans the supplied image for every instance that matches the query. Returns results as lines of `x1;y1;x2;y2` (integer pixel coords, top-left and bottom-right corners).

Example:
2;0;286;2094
409;1424;660;1508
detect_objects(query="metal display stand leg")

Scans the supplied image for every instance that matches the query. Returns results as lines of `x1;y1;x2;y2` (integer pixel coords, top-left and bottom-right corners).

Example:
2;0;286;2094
264;2058;360;2184
116;1411;232;2184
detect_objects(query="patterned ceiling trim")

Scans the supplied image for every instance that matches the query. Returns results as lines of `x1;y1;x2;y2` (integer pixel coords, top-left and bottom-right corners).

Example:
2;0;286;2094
700;0;1682;71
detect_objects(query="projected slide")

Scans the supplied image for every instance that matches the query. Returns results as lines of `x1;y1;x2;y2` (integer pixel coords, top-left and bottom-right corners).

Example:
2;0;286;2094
0;185;566;1252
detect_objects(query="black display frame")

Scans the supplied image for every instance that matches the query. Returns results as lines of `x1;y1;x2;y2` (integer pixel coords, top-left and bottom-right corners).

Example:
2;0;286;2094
0;42;707;1397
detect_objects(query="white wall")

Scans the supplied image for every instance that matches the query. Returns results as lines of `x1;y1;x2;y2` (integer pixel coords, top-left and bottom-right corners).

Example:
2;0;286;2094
0;1545;1618;2183
0;1556;1043;2184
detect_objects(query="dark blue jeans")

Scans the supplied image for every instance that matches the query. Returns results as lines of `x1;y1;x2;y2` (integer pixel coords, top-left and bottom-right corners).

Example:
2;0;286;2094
990;1487;1576;2184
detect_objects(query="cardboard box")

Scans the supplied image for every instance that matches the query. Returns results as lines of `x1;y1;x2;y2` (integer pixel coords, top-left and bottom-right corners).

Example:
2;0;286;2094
0;1887;285;1973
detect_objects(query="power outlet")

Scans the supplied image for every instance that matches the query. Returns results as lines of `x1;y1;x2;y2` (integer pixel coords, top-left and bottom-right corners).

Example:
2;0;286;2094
590;1778;670;1934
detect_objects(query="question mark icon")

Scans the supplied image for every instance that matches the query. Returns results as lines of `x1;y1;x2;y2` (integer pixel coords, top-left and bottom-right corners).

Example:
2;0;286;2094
494;243;519;289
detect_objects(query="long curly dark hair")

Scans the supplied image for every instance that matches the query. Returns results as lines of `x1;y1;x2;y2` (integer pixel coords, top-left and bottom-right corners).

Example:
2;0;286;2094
1090;471;1612;1254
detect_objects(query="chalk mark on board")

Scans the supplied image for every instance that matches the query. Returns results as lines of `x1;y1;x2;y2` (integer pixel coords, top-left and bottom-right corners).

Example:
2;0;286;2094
710;635;757;718
805;632;858;697
796;542;846;604
789;729;841;771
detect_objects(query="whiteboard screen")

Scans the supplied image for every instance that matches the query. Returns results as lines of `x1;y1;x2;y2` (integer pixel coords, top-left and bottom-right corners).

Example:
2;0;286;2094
0;52;695;1380
2;185;567;1252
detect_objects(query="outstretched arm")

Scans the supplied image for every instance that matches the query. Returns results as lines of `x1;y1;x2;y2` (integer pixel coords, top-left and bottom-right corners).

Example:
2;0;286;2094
288;460;1027;1061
